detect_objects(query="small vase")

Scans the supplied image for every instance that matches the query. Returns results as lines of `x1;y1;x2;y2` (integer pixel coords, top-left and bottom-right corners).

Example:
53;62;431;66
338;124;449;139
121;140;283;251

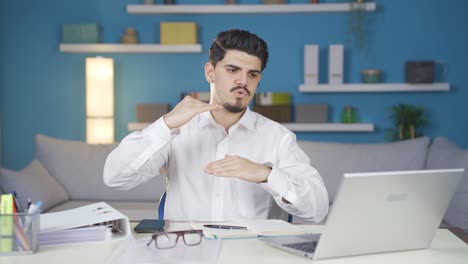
341;106;358;123
121;28;139;44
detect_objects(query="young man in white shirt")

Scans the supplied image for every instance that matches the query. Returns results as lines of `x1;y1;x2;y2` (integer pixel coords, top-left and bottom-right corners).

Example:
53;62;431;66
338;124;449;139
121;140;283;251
104;29;329;222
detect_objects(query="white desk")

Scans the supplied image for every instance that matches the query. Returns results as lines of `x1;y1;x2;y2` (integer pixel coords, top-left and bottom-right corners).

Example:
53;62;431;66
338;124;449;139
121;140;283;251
2;223;468;264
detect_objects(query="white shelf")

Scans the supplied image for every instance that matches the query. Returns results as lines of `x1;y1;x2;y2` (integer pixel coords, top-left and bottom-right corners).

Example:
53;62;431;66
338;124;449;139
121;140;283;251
299;83;450;93
59;44;202;53
128;122;374;133
282;123;374;132
127;3;376;15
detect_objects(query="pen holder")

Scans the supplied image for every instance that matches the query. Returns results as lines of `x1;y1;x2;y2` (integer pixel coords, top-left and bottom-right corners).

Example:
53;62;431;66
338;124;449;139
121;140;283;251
0;211;40;255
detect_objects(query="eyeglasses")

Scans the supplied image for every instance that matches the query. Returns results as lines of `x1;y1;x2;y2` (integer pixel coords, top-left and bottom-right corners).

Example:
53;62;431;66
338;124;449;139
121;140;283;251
146;230;203;249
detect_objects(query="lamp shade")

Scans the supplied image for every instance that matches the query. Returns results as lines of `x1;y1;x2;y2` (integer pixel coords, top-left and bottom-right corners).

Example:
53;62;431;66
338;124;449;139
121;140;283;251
86;57;114;144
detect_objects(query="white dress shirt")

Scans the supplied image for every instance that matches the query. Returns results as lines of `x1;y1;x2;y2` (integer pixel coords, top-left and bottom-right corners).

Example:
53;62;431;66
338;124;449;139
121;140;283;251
103;108;329;222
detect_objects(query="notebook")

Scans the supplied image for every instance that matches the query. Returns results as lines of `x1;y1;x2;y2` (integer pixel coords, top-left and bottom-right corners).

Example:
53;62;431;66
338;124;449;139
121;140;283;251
262;169;464;260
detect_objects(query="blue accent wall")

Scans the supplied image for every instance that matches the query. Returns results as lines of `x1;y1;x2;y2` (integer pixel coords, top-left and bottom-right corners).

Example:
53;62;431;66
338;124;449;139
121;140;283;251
1;0;468;169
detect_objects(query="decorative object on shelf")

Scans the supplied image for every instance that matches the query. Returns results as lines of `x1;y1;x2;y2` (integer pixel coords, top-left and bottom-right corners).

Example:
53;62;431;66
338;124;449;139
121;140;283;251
121;28;139;44
310;0;319;3
85;57;114;144
296;104;328;123
348;0;369;50
405;61;435;84
225;0;237;4
262;0;287;4
136;104;170;123
254;92;291;122
304;45;319;85
143;0;154;4
329;44;344;84
361;69;382;83
163;0;175;4
340;106;358;123
386;104;428;141
160;22;198;45
62;23;102;43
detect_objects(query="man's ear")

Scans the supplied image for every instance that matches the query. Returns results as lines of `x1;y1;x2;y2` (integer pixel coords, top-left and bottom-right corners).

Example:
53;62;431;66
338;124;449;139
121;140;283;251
204;62;215;83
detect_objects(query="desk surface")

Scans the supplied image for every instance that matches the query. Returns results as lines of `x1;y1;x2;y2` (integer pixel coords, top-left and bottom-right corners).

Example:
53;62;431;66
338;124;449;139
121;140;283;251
2;223;468;264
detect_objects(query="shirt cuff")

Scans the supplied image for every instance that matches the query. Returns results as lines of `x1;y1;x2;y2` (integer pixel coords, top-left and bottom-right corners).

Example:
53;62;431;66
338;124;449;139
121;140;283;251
262;165;289;197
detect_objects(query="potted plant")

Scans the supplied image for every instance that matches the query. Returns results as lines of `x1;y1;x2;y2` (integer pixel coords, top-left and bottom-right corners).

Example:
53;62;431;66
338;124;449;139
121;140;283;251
386;104;428;141
348;0;368;50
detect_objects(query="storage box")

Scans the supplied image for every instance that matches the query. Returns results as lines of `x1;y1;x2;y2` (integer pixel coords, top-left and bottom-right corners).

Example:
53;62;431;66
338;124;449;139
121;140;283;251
62;24;102;43
136;104;170;123
253;105;291;123
160;22;197;45
0;212;40;255
295;104;328;123
255;92;291;106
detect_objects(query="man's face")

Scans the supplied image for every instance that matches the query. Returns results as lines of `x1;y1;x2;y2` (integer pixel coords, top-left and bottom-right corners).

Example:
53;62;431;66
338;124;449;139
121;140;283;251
205;50;262;113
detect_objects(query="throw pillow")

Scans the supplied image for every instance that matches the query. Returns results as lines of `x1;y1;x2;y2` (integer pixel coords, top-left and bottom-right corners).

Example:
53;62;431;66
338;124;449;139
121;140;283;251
298;137;430;203
0;160;70;211
426;136;468;231
34;134;165;201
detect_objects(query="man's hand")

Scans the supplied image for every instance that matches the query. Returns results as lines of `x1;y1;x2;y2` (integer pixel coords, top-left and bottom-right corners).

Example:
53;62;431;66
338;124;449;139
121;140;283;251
164;96;223;129
204;155;271;183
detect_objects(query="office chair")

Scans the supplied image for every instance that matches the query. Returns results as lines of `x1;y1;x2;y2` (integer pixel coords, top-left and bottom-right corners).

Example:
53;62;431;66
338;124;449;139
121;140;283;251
158;191;166;220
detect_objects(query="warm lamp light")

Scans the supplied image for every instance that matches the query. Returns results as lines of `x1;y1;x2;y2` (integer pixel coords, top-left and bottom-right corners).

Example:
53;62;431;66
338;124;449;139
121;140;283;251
86;57;114;144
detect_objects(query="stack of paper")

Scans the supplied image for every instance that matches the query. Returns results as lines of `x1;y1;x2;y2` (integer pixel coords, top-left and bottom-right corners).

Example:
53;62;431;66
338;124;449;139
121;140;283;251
191;219;309;239
40;202;130;245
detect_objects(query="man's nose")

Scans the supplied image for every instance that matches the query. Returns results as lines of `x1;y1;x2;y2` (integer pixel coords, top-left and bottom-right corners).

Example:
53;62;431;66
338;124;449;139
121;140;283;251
235;73;248;86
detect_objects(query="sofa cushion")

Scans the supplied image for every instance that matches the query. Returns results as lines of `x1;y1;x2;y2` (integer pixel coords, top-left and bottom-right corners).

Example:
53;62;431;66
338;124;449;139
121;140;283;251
426;136;468;231
298;137;430;202
0;159;70;211
35;134;166;202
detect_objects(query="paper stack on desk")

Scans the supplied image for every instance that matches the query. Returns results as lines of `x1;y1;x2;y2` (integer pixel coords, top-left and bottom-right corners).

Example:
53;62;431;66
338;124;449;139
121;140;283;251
40;202;130;245
191;219;309;239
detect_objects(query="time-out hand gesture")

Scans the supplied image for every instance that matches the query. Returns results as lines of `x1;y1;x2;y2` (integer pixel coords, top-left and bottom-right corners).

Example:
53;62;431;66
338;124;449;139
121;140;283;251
164;96;223;129
204;155;272;183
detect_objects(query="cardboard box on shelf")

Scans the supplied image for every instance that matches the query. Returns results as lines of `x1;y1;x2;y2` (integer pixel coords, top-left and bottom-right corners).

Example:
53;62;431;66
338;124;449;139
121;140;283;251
295;104;328;123
160;22;198;45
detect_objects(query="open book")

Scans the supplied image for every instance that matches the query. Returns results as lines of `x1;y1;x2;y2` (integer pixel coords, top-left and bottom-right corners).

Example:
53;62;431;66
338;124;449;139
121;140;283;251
40;202;131;245
190;219;309;239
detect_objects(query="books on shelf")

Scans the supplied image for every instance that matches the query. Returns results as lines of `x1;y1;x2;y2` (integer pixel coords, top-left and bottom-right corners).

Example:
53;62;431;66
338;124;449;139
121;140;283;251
40;202;130;245
191;219;308;239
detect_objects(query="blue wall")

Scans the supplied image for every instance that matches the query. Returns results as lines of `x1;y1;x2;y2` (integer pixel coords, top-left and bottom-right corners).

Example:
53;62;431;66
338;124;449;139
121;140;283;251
1;0;468;170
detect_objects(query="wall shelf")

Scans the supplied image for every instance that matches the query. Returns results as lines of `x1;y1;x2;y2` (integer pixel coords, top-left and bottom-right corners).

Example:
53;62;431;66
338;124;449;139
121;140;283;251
299;83;450;93
59;44;202;53
127;3;376;15
282;123;374;132
128;122;374;133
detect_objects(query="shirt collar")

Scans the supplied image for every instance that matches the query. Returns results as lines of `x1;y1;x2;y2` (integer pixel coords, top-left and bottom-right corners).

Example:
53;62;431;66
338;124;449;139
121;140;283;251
198;107;256;131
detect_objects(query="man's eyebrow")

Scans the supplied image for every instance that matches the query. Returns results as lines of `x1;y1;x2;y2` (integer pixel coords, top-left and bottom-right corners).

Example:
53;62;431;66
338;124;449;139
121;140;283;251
225;64;261;74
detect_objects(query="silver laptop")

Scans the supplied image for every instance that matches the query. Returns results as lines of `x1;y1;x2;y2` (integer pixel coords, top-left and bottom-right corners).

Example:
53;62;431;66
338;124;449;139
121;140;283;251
262;169;464;260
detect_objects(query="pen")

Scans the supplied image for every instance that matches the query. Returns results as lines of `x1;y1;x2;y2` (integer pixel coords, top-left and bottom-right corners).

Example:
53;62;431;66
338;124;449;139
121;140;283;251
24;200;43;233
203;224;248;230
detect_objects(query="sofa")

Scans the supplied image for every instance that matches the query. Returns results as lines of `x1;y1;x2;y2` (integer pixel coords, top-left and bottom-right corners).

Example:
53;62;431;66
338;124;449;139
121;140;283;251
1;134;467;232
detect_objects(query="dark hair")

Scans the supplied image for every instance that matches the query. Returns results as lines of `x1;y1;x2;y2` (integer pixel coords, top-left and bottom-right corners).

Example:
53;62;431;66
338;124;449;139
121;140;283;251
209;29;269;71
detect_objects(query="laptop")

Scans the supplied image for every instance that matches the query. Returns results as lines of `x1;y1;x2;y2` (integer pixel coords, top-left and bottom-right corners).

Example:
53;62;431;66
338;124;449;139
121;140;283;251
262;169;464;260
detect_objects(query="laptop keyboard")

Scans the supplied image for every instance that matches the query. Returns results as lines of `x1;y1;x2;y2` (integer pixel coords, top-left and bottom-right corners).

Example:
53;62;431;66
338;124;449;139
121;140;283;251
282;241;318;253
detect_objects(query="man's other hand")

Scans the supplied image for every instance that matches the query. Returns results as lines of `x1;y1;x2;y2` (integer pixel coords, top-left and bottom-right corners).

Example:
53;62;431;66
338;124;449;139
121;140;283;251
204;155;271;183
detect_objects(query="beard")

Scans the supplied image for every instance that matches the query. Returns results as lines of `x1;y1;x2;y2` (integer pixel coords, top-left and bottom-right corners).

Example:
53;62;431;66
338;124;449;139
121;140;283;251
222;86;251;113
223;101;246;113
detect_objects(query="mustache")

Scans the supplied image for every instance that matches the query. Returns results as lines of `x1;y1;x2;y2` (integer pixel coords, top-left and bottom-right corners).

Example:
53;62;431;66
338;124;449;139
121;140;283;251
230;86;251;96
